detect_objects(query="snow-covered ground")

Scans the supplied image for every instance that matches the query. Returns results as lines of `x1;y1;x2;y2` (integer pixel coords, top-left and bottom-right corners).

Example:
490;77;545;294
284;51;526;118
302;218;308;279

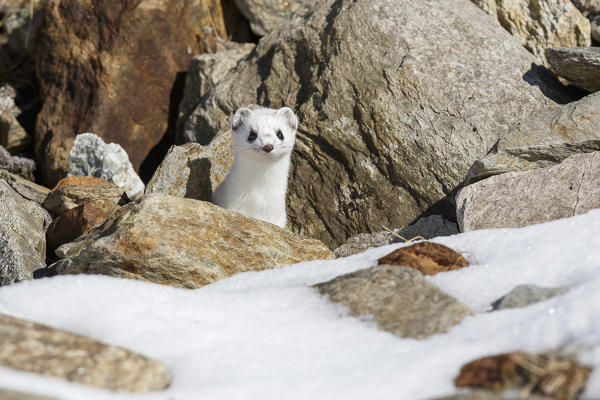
0;210;599;400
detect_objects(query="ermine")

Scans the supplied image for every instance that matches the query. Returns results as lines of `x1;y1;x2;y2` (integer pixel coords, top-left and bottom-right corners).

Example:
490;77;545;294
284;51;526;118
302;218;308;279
213;106;298;228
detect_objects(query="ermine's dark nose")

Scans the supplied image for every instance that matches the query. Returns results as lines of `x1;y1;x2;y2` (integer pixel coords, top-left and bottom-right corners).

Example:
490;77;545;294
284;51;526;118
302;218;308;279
262;144;273;153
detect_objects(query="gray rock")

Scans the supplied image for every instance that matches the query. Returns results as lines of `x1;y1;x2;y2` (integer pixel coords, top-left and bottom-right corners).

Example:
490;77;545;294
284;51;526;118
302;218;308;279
0;313;170;392
491;284;569;310
470;0;591;65
0;145;35;181
0;389;55;400
232;0;305;36
146;136;233;200
457;152;600;232
0;169;49;204
316;265;471;339
181;0;568;248
334;215;459;258
467;91;600;183
176;44;255;144
0;84;30;154
68;133;145;200
546;47;600;93
0;180;47;285
54;194;333;289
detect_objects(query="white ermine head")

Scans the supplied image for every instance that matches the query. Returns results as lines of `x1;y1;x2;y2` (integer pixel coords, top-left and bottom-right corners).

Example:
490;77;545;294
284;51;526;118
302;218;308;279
230;106;297;162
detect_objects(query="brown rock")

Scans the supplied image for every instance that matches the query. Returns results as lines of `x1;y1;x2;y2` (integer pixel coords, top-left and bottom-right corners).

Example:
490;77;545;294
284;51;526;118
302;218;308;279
43;178;126;217
46;199;120;254
316;265;471;339
34;0;229;186
455;352;591;400
0;313;170;392
378;242;468;276
54;194;333;288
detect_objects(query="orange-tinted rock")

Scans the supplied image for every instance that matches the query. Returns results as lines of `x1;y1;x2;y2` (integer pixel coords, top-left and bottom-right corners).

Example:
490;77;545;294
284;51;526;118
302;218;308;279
52;176;111;190
34;0;229;186
455;352;591;400
378;242;468;275
46;199;120;254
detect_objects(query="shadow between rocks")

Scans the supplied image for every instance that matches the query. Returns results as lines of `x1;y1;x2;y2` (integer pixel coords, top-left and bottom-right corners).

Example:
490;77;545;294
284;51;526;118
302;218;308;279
523;63;588;105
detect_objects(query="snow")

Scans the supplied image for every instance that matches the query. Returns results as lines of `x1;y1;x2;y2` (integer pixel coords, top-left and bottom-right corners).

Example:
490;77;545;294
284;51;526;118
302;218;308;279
0;210;599;399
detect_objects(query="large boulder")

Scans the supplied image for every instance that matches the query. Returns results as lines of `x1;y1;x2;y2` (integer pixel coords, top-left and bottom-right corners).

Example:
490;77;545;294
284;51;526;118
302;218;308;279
0;313;170;392
54;194;333;288
471;0;591;65
181;0;567;248
0;180;48;285
467;91;600;183
457;152;600;232
546;47;600;93
34;0;229;186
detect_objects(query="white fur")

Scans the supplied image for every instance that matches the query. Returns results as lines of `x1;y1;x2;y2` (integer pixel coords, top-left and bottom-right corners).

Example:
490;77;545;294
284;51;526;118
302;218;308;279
213;107;297;228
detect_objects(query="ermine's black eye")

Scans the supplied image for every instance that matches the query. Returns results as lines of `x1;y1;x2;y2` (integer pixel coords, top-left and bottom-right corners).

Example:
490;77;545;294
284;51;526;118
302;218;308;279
248;131;257;142
276;130;284;140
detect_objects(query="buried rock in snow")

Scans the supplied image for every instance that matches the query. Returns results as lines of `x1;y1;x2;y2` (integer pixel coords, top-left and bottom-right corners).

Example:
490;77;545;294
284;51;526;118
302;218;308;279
0;313;170;393
68;133;144;200
315;265;471;339
491;284;569;311
378;242;469;276
53;194;333;288
455;351;591;400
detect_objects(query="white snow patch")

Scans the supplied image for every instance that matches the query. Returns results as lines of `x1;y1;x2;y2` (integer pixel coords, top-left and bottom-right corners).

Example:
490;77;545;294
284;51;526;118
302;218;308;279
0;210;599;399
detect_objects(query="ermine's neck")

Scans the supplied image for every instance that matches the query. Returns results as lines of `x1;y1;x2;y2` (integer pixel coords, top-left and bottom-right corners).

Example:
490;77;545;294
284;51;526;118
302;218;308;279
229;154;291;194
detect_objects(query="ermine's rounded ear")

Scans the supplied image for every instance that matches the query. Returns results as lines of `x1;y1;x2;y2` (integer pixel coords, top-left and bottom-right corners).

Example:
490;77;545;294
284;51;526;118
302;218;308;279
277;107;298;131
231;108;252;131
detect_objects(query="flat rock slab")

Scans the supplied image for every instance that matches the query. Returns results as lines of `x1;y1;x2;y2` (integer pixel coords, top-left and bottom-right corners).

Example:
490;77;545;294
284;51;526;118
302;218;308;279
0;169;49;204
491;284;569;311
146;138;233;201
546;47;600;92
315;265;471;339
0;180;47;285
0;313;170;392
54;194;333;288
43;177;126;217
334;215;459;258
378;242;469;276
0;145;35;181
467;92;600;183
455;352;590;400
457;152;600;231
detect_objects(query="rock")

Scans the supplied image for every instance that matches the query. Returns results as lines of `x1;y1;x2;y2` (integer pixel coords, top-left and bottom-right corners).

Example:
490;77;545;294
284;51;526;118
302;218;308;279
466;92;600;183
457;152;600;232
68;133;144;200
455;351;591;400
431;391;551;400
54;194;333;288
0;313;171;392
0;180;47;285
491;284;569;310
146;136;233;200
378;242;469;276
0;84;30;154
316;265;471;339
42;176;126;217
34;0;230;187
546;47;600;93
232;0;304;36
0;169;49;204
0;389;55;400
0;144;35;181
182;0;571;248
334;215;459;257
471;0;591;65
176;44;256;144
46;199;120;255
571;0;600;41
